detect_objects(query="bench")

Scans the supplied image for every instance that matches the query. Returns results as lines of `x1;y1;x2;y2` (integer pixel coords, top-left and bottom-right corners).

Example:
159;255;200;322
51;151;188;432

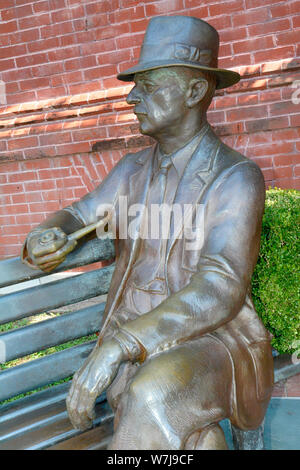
0;237;299;450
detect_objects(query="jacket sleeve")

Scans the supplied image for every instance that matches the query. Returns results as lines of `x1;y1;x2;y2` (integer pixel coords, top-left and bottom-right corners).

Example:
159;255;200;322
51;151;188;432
21;154;132;265
114;161;266;360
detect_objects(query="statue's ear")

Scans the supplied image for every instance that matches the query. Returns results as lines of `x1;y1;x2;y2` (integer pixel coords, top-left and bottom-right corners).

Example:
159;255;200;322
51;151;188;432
186;78;209;108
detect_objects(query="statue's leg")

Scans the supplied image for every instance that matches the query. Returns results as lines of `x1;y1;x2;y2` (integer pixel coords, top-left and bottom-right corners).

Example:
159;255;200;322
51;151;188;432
184;424;228;450
107;334;233;450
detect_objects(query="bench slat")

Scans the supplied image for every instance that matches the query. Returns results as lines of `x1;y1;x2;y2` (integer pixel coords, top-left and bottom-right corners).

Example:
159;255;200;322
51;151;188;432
0;303;105;363
0;392;113;450
0;264;114;325
0;341;96;403
48;420;113;450
273;354;300;383
0;237;115;288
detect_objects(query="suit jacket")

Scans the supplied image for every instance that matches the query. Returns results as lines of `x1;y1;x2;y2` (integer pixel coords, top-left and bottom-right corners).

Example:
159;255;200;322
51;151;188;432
73;124;274;430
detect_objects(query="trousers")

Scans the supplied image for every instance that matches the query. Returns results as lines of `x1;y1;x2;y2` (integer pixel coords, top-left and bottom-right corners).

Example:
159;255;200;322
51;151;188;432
106;334;233;450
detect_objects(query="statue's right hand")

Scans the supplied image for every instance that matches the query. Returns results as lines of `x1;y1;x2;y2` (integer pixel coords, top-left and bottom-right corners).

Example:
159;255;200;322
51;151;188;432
25;227;77;272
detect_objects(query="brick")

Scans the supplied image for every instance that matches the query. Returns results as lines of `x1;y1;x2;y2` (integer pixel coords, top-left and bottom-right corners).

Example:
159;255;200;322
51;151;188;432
254;46;295;64
8;171;37;183
12;192;43;204
245;116;289;133
27;37;60;53
0;44;27;60
274;155;299;167
39;132;72;147
7;136;38;151
220;27;247;43
95;23;130;40
65;55;97;71
49;0;66;9
81;39;116;57
47;46;81;62
145;0;185;16
56;176;83;188
245;0;279;9
19;77;50;92
274;166;294;179
219;53;252;69
270;3;291;18
4;203;28;214
248;18;291;36
19;13;51;30
276;30;300;47
1;4;33;21
16;53;49;68
227;104;267;122
0;58;15;72
11;28;40;45
209;0;244;16
259;89;281;103
237;94;259;106
36;86;67;100
29;201;61;213
98;50;131;66
291;114;300;127
252;142;295;157
2;224;32;235
0;20;18;34
40;22;74;39
51;5;85;23
208;15;232;31
55;142;91;157
213;95;237;109
33;1;51;14
286;373;300;397
72;127;107;142
3;67;33;82
233;36;274;55
232;8;269;27
269;101;300;118
109;6;144;25
293;15;300;29
31;62;64;77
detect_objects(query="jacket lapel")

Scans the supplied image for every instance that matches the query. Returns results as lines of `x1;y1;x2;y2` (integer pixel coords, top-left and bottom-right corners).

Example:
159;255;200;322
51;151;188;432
166;126;221;259
99;145;155;339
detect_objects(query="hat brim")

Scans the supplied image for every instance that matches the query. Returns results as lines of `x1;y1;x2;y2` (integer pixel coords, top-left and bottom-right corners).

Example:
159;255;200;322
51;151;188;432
117;59;240;90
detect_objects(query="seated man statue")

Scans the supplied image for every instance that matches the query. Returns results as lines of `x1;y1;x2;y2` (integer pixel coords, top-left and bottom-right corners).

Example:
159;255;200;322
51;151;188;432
22;16;274;450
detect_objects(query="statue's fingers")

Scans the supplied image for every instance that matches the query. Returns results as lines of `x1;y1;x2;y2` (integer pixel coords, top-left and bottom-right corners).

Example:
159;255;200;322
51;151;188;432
31;227;68;257
35;239;77;265
38;259;65;272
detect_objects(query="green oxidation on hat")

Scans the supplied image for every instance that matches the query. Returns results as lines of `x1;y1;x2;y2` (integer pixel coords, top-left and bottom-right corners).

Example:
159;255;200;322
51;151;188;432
117;16;240;90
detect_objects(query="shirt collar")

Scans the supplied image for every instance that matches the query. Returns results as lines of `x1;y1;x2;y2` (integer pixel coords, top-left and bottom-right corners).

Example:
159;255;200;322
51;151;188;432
156;123;209;178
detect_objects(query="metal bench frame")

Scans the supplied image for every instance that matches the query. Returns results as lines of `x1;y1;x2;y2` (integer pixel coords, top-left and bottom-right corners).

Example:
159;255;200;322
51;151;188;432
0;238;299;450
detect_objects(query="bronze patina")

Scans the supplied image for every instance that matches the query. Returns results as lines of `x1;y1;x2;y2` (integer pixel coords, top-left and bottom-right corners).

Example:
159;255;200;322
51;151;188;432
22;16;274;450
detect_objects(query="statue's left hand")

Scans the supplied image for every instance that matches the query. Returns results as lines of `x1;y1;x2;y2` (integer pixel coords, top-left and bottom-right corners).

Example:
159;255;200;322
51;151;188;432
66;339;126;431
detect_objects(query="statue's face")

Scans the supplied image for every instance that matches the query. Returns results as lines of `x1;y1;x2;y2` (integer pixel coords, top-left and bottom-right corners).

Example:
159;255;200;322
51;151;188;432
127;68;189;139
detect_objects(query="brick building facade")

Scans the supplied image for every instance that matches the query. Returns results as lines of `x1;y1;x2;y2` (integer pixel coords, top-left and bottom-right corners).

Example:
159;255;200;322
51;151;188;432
0;0;299;258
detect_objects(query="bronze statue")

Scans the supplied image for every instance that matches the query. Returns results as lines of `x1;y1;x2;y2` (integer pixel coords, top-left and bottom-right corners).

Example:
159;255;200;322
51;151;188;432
22;16;274;449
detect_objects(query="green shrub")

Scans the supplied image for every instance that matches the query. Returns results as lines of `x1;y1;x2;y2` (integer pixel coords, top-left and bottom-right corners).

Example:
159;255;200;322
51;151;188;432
252;188;300;354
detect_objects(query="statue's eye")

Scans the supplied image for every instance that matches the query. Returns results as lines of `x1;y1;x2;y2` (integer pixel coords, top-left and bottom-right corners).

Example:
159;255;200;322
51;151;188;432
144;82;155;93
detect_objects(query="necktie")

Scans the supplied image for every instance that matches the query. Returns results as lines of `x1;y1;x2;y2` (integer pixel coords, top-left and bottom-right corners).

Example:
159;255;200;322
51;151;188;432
157;155;172;205
144;154;172;292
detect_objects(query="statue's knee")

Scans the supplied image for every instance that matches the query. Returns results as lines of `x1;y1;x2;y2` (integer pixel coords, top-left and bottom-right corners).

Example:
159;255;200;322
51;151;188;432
127;373;156;406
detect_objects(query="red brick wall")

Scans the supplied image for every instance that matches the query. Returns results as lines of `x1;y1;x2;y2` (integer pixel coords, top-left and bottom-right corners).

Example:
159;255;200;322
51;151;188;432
0;0;300;258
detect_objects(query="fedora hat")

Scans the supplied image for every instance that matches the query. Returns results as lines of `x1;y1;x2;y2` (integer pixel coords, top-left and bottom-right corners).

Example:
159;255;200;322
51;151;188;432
117;16;240;90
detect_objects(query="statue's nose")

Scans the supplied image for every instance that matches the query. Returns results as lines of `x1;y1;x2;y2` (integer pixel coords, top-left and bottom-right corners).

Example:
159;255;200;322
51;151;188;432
127;86;141;105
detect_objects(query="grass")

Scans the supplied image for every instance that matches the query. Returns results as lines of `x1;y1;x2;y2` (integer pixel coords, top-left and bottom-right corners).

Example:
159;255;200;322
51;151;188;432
0;311;98;405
